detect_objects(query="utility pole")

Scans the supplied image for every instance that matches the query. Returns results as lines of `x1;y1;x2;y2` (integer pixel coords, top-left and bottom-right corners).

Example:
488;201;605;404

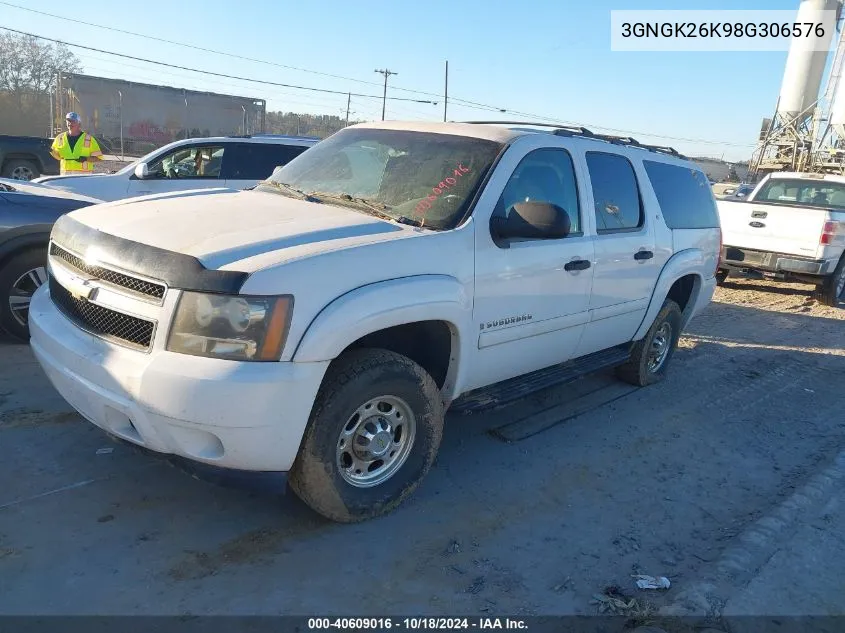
346;92;351;127
444;60;449;122
374;68;397;120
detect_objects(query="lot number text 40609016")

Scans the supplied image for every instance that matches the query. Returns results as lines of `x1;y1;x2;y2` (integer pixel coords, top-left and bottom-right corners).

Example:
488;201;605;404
307;618;528;630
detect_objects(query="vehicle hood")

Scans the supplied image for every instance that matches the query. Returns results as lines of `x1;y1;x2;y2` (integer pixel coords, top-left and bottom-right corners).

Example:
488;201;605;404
64;187;420;271
31;173;123;199
0;177;105;204
34;173;112;185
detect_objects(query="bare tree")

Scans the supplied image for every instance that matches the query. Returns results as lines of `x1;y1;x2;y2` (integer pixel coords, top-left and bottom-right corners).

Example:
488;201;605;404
0;33;82;118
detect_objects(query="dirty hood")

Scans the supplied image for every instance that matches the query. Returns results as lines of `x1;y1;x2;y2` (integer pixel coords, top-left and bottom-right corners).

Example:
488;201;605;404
61;187;416;270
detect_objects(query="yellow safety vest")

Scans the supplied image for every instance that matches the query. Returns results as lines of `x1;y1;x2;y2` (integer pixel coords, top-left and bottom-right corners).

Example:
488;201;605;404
51;132;103;174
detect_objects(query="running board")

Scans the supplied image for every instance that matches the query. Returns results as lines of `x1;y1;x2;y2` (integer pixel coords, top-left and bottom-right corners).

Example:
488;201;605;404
449;344;632;414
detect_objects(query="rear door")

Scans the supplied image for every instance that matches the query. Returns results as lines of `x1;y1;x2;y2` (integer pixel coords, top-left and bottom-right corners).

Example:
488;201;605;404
575;149;658;356
222;142;310;190
721;177;833;257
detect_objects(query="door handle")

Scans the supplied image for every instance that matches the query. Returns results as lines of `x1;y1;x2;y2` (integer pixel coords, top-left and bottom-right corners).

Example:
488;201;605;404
564;259;591;271
634;250;654;260
751;210;768;219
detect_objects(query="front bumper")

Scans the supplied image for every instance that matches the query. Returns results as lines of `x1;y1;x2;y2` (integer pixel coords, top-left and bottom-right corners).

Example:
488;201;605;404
721;246;833;276
29;285;330;472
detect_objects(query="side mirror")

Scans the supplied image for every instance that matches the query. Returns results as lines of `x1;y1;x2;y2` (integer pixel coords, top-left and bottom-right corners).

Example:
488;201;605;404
490;201;571;242
134;163;149;179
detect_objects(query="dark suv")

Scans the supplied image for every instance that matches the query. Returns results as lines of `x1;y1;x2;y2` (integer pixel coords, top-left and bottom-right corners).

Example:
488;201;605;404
0;179;101;339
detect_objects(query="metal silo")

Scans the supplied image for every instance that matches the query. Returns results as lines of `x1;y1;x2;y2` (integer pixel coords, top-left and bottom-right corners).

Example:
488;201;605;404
777;0;839;124
829;29;845;137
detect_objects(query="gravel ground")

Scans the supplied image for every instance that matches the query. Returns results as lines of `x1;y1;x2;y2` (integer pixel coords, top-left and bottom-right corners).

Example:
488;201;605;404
0;275;843;619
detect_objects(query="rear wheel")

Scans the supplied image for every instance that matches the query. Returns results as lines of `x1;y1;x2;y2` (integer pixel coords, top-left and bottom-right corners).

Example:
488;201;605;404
0;248;48;340
616;299;682;387
1;159;39;181
816;256;845;308
716;269;729;286
289;348;445;523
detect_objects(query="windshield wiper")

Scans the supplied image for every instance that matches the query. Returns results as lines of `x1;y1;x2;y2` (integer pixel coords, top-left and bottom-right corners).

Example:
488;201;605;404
308;192;424;227
255;180;318;201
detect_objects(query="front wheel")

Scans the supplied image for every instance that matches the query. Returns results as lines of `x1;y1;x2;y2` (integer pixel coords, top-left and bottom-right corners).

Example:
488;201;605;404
615;299;682;387
289;348;445;523
0;248;48;340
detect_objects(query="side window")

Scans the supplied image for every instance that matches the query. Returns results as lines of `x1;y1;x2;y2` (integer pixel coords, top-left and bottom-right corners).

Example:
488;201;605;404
147;146;225;180
496;148;581;234
223;143;310;180
642;160;718;229
585;152;643;233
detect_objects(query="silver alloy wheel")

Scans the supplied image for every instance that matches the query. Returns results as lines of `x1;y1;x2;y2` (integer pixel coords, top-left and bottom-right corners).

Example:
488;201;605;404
8;267;47;327
336;395;417;488
647;322;673;373
10;164;35;180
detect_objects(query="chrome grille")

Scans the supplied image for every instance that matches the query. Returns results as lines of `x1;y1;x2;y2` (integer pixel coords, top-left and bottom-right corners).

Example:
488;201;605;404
49;243;166;301
49;276;155;350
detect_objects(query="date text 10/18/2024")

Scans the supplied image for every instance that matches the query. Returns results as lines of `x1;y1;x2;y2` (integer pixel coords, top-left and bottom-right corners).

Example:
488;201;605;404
308;618;528;630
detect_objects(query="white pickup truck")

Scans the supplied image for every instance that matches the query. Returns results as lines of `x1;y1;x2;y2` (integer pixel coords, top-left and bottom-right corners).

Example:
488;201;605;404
717;171;845;306
28;121;720;523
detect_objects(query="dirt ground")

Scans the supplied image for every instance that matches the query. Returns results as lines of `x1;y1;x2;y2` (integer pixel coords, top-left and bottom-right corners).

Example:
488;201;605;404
0;275;843;618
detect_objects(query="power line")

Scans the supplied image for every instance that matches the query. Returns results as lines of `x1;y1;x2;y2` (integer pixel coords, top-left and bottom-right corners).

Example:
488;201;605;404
0;1;400;92
0;26;439;106
0;0;513;113
0;1;466;103
75;53;352;111
0;21;757;150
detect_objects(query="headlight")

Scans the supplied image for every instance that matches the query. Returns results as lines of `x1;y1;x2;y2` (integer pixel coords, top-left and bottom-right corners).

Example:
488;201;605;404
166;292;293;361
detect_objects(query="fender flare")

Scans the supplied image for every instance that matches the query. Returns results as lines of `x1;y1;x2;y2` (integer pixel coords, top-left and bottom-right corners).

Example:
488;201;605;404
0;228;52;268
290;275;471;393
633;249;707;340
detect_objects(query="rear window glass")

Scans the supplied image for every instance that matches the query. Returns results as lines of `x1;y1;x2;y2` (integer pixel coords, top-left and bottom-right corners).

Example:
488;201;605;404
643;160;719;229
754;178;845;210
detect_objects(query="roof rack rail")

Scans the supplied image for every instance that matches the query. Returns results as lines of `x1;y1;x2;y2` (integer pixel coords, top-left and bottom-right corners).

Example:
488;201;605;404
461;120;686;159
463;121;592;134
592;134;686;158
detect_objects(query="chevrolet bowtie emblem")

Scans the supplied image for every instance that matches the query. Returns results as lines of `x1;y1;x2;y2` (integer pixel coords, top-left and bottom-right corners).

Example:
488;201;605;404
65;274;96;302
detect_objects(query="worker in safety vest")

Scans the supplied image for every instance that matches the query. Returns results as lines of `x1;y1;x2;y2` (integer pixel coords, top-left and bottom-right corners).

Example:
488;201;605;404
50;112;103;175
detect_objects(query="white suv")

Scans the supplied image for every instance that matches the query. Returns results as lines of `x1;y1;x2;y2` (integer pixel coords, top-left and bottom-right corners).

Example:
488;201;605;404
33;135;318;202
28;121;721;522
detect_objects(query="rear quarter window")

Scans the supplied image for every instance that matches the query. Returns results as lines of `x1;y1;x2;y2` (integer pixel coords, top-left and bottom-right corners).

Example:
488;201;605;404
643;160;719;229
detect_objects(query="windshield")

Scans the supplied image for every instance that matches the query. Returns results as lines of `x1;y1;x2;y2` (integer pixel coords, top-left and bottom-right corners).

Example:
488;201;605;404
754;178;845;210
261;127;504;230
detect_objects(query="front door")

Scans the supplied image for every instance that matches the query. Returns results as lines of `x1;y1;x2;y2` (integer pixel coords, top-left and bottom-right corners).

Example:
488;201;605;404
128;144;227;197
469;145;595;392
575;150;657;357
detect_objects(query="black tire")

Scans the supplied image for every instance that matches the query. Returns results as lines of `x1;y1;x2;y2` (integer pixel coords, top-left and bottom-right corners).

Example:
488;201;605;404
816;256;845;308
0;247;48;340
716;269;729;286
615;299;683;387
1;159;40;181
289;348;445;523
